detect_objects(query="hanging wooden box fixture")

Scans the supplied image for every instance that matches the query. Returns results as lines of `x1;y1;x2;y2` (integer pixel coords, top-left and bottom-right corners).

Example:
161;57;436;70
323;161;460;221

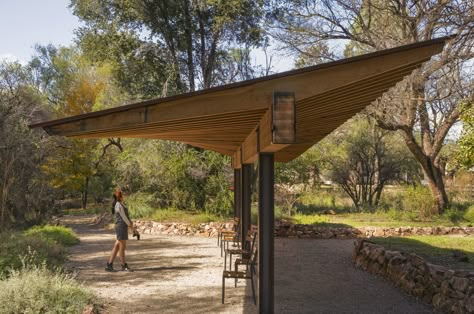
272;92;296;144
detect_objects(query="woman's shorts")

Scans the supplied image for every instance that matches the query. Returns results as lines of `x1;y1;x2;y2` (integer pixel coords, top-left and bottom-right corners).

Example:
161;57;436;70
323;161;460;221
115;223;129;240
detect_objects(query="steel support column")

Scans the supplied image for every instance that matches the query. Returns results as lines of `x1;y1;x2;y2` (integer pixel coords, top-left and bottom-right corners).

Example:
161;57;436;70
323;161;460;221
258;153;274;313
241;164;252;248
234;169;241;219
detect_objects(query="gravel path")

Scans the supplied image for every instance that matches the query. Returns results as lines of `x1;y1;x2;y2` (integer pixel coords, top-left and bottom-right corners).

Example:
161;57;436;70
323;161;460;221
63;215;435;313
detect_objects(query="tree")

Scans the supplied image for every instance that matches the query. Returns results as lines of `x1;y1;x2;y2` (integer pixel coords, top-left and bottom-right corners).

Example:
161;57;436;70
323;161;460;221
112;139;233;214
267;0;474;213
275;157;313;215
321;117;418;211
32;46;124;208
70;0;265;97
0;61;55;226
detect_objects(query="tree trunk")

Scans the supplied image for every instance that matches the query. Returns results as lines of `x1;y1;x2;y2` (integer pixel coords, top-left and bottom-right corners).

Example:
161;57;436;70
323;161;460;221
420;163;448;214
182;0;195;91
401;130;449;214
82;177;89;209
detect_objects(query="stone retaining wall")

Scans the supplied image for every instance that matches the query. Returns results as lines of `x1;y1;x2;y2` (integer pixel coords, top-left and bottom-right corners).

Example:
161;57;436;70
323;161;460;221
131;218;474;239
353;239;474;313
134;220;234;238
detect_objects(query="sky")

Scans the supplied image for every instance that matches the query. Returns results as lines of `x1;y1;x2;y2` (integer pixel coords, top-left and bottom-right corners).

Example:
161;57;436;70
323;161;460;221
0;1;81;64
0;1;293;71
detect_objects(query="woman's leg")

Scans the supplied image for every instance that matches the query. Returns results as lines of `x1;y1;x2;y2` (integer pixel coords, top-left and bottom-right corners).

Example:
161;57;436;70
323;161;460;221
108;240;120;264
118;240;127;265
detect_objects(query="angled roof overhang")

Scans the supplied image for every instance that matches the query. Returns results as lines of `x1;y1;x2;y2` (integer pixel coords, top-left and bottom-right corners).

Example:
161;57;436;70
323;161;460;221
30;37;448;167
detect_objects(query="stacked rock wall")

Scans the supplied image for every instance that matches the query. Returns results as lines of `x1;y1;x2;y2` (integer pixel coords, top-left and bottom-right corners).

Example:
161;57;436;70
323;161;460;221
275;221;474;238
353;239;474;313
134;220;234;237
130;218;474;239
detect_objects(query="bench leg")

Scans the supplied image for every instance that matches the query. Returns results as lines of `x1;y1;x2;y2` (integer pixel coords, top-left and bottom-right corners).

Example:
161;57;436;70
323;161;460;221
224;251;227;270
250;275;256;305
222;276;225;304
235;262;238;287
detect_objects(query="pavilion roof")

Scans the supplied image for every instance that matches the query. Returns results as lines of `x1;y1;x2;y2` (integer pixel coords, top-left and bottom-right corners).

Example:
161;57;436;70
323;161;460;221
30;37;448;166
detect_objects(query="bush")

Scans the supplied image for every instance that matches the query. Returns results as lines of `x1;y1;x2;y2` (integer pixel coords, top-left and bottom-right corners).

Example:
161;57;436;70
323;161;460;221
0;232;67;277
296;189;351;214
0;265;97;314
127;192;156;218
464;205;474;223
443;208;465;223
24;225;79;247
401;186;436;220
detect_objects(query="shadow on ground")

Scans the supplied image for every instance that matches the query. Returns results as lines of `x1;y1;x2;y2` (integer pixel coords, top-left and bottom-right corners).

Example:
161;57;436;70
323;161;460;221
63;215;436;313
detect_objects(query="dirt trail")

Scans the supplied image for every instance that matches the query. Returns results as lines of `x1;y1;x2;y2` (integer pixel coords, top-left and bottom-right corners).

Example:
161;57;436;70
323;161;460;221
63;215;435;313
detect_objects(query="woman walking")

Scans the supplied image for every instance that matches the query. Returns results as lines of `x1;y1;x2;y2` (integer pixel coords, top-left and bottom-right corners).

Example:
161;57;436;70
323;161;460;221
106;189;133;272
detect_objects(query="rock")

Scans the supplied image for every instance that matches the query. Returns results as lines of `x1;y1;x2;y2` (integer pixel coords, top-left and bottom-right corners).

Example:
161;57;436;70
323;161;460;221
445;270;455;280
450;277;470;292
441;279;451;295
389;255;406;266
466;294;474;313
407;254;427;269
373;228;385;237
448;290;465;300
369;247;384;260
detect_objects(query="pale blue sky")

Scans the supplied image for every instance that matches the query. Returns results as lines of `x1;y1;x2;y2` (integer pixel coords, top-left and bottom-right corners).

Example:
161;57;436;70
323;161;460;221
0;1;80;63
0;1;292;71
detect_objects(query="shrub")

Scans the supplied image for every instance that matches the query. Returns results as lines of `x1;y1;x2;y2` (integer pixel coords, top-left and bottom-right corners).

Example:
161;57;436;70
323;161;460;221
24;225;79;247
0;265;97;314
0;232;66;277
386;208;403;221
127;192;156;218
464;205;474;223
443;208;465;223
296;189;351;214
402;186;436;220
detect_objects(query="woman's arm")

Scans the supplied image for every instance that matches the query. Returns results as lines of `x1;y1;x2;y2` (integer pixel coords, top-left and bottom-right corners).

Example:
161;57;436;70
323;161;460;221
115;202;132;226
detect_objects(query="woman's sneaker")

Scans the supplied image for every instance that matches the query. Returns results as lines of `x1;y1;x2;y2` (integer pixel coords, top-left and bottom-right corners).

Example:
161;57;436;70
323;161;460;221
121;263;132;272
105;262;114;272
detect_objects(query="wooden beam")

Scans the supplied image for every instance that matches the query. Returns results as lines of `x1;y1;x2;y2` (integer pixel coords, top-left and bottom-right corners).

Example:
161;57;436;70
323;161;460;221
30;38;448;167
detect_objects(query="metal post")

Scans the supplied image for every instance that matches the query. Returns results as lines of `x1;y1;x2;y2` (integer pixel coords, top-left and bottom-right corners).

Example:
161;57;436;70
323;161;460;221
241;164;252;248
258;153;274;313
234;169;241;219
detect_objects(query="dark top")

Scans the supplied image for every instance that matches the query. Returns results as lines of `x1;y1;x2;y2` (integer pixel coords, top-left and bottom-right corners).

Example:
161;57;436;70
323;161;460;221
114;202;132;226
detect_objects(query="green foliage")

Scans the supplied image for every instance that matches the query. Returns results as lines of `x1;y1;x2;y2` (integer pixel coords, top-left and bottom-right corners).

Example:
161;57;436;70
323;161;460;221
31;45;126;210
456;103;474;169
23;225;80;247
0;233;66;277
296;189;351;214
401;186;436;219
71;0;265;94
316;116;419;211
0;61;56;227
443;208;465;223
0;264;97;314
113;140;233;215
126;192;155;218
464;205;474;223
292;214;331;225
150;208;221;225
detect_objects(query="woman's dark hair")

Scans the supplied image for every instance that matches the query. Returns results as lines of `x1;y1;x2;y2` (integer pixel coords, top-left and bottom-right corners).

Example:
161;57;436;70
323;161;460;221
112;193;117;215
112;188;123;214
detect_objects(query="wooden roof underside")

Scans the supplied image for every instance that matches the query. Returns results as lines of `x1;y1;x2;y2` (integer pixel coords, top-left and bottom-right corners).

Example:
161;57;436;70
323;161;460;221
30;38;447;163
